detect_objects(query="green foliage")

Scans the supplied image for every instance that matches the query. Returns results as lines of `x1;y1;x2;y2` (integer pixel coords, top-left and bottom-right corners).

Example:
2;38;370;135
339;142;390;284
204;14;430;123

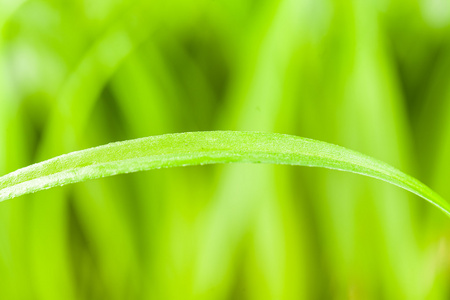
1;0;450;299
1;131;448;217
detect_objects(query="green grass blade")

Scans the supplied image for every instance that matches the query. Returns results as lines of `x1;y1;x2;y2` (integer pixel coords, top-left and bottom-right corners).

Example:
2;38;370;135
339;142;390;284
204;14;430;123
0;131;448;216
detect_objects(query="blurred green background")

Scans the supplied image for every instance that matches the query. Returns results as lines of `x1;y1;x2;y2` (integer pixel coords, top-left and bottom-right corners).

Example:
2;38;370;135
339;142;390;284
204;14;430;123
1;0;450;299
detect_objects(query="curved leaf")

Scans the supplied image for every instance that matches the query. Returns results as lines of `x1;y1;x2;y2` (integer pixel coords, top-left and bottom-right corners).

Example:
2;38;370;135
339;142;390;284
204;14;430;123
0;131;448;216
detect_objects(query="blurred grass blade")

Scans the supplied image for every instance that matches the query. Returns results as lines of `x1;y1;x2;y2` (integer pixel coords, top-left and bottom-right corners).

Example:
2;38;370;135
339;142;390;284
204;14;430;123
0;131;448;215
